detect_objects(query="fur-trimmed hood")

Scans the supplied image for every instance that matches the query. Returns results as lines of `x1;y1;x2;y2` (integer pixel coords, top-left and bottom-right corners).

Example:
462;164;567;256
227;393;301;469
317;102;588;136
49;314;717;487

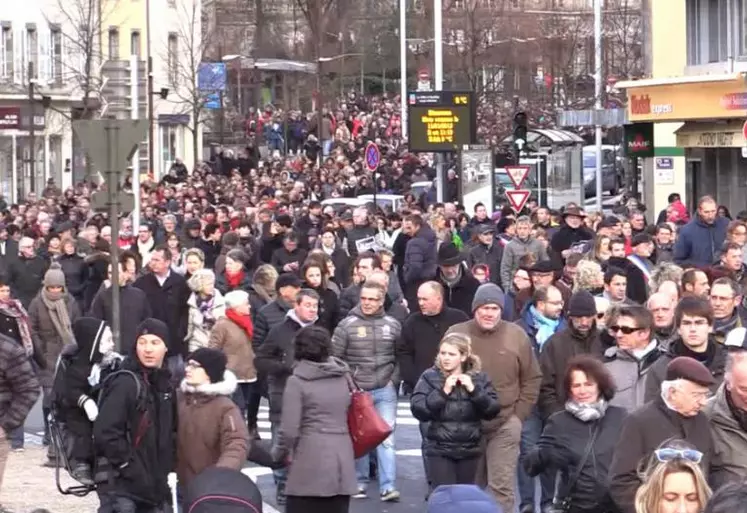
180;369;237;396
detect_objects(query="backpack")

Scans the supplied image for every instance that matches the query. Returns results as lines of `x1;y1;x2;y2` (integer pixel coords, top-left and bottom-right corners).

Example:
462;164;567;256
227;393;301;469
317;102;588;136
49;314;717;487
183;467;263;513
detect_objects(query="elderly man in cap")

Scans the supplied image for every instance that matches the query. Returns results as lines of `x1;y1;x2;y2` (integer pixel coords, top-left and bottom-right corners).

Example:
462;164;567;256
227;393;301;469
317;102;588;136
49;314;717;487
447;283;541;511
467;224;503;289
608;356;715;513
436;243;479;316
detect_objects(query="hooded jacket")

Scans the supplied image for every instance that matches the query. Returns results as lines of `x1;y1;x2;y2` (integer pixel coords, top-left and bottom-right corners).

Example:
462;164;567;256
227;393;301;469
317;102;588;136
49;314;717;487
176;370;248;487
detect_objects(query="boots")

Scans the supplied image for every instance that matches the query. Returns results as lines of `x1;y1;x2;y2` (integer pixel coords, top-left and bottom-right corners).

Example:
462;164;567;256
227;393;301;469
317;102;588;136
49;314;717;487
71;462;95;486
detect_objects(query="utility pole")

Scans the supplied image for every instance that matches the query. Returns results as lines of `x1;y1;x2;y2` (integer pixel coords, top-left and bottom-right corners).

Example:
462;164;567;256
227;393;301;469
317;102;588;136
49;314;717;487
316;1;323;166
434;0;444;202
594;0;603;213
28;62;35;198
399;0;407;138
146;0;155;178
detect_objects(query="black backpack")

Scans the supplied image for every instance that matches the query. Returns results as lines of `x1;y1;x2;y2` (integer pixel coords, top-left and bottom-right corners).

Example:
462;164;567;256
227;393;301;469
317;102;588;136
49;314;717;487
184;467;263;513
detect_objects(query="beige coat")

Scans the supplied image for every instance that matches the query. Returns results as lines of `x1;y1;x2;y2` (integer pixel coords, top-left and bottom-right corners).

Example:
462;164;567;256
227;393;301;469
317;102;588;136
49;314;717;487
208;317;256;381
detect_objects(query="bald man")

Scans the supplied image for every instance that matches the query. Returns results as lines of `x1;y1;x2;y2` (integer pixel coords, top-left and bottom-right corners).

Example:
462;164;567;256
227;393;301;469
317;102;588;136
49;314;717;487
648;292;676;346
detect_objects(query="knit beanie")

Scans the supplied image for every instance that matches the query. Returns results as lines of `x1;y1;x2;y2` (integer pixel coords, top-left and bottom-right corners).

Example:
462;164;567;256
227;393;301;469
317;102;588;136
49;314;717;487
567;290;597;317
136;318;171;350
471;283;505;312
188;348;227;384
43;263;67;289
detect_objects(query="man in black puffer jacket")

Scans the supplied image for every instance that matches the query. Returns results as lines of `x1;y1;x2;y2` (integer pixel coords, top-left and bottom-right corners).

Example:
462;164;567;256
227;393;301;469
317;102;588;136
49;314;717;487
402;215;438;312
251;273;301;351
93;318;176;513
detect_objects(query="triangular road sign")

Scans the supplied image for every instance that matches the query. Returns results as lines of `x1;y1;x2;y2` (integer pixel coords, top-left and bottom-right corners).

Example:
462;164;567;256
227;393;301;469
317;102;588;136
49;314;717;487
73;120;148;174
505;165;530;188
506;189;531;213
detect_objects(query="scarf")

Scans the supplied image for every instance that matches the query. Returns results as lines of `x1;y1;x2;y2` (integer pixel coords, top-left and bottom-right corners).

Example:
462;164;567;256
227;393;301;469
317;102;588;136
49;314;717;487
0;299;34;356
40;288;74;346
225;269;244;290
196;294;218;331
530;305;560;350
564;398;608;422
714;312;739;335
226;308;254;339
440;265;463;288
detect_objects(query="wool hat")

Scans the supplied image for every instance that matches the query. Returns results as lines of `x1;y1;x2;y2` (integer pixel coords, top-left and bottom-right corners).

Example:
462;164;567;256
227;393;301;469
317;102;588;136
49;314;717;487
43;263;67;289
665;356;716;387
438;243;463;266
472;283;505;312
275;272;302;291
427;485;502;513
136;318;171;349
188;348;227;384
567;290;597;317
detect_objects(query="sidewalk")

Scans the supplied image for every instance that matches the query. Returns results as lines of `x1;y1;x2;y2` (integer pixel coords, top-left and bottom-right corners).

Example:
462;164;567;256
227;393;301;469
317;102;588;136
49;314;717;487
1;447;98;513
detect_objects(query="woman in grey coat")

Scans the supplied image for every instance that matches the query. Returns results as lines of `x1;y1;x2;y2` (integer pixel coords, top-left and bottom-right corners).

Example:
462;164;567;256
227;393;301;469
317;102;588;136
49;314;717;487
272;325;357;513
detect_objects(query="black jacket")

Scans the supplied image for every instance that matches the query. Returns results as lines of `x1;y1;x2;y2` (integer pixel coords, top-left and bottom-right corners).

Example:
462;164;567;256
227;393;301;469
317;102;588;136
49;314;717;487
397;307;469;389
251;298;293;350
608;396;713;513
438;267;480;317
93;357;176;507
410;366;500;459
270;247;307;276
258;226;284;264
304;282;338;332
247;285;272;325
8;255;48;308
57;253;87;301
196;239;221;270
525;406;627;512
605;257;648;305
133;272;190;357
83;251;110;312
89;285;153;355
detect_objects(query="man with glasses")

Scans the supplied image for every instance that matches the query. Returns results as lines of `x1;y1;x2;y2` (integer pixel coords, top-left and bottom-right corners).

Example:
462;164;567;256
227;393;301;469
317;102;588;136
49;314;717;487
337;253;383;322
645;297;726;403
609;356;714;513
603;305;662;412
709;277;743;344
331;281;401;502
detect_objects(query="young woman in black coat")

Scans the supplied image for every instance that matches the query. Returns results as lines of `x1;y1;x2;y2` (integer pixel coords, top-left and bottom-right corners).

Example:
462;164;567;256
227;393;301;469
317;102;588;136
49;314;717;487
523;355;627;513
410;332;500;487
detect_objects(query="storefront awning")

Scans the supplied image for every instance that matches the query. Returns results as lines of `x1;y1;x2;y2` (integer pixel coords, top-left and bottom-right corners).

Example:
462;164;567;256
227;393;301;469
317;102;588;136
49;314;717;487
674;120;745;148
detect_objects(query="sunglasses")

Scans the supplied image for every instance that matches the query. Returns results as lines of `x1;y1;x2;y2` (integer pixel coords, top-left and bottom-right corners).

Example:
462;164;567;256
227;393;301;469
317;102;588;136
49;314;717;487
654;448;703;464
609;325;643;335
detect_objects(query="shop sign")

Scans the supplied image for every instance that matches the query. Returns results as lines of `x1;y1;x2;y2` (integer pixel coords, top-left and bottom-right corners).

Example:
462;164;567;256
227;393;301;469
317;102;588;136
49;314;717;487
677;130;740;148
0;107;20;129
624;122;654;158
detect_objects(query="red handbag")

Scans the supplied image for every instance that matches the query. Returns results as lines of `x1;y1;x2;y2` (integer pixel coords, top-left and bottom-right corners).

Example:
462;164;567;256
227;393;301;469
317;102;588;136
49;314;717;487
346;374;393;458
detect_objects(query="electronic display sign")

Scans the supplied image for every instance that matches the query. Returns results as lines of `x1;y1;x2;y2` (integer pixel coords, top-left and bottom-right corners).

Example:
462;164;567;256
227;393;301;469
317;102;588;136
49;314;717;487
407;91;476;152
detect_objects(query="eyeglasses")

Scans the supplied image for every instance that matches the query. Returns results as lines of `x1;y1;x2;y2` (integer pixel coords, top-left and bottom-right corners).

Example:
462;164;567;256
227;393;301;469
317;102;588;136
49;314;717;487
609;325;643;335
654;448;703;464
185;361;202;369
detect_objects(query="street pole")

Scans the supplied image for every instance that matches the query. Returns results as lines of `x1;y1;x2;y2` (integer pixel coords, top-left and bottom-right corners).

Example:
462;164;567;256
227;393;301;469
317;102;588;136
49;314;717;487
237;59;242;113
130;55;141;230
28;62;35;198
316;2;323;166
594;0;603;212
434;0;445;203
360;57;364;96
146;0;155;179
104;122;122;352
399;0;407;138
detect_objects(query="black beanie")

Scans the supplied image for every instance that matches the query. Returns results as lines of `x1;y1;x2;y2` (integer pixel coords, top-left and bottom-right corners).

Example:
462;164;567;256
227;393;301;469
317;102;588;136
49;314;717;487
567;290;597;317
136;318;171;350
188;348;227;384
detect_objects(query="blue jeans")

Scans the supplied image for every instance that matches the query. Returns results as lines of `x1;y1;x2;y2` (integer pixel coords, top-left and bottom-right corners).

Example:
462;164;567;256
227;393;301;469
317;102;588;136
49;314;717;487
270;421;287;486
518;407;554;509
322;139;333;156
355;382;397;493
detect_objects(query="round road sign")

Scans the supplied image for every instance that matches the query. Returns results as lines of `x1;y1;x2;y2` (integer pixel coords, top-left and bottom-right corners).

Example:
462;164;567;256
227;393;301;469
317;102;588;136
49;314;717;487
365;142;381;172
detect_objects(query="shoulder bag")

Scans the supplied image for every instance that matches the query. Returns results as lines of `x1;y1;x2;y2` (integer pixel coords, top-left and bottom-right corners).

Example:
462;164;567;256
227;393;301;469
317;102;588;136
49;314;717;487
550;424;600;513
345;373;393;458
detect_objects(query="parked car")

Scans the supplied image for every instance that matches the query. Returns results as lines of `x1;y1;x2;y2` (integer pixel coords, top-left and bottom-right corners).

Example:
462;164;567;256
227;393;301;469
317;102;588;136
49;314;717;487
583;145;621;197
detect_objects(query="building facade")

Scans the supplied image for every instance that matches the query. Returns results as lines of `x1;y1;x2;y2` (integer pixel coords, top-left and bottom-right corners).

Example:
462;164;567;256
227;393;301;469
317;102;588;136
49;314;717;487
617;0;747;216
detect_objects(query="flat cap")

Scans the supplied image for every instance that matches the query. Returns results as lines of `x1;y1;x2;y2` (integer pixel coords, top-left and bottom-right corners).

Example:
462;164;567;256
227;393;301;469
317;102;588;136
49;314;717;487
665;356;716;387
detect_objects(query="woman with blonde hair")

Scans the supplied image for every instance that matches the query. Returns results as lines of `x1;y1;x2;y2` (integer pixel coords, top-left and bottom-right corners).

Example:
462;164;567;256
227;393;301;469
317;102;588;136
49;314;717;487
573;259;604;294
410;332;500;487
634;440;711;513
185;269;226;352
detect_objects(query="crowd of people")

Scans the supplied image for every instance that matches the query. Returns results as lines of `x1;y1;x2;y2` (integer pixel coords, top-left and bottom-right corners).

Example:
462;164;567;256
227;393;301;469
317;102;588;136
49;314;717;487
0;93;745;513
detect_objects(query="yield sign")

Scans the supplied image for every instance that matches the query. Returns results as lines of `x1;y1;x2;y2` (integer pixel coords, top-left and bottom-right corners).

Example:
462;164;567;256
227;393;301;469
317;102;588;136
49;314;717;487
505;165;530;188
506;189;531;213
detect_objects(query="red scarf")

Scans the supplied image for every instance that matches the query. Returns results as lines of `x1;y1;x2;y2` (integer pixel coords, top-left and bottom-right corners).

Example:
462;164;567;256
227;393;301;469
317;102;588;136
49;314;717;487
226;309;254;339
225;269;244;290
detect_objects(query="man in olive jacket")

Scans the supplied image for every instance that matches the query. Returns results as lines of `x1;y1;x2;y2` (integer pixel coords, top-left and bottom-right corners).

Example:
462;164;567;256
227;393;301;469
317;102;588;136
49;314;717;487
446;283;541;512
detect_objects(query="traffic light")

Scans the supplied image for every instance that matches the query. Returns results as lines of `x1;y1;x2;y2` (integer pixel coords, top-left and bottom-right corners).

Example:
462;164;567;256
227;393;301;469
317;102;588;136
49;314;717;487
513;111;528;148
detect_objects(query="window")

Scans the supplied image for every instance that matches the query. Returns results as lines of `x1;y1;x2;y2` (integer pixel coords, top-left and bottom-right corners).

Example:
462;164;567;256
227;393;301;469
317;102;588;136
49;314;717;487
686;0;746;65
159;124;180;178
26;26;38;79
51;27;62;84
167;32;178;85
0;24;12;81
131;30;141;56
108;28;119;60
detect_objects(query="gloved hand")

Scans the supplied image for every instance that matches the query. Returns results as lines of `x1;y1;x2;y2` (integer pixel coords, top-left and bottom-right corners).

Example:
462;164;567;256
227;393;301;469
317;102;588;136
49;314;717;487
83;399;99;422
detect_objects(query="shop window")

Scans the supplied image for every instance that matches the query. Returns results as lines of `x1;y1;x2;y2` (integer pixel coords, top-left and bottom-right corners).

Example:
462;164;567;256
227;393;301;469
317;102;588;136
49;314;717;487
687;0;746;65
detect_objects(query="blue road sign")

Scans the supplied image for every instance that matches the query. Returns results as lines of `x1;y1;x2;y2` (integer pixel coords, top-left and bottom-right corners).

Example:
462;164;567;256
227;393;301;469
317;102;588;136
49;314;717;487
198;62;227;92
365;142;381;172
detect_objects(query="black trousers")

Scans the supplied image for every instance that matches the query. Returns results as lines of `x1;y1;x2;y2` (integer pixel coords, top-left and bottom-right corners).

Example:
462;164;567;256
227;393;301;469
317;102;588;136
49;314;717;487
65;409;94;462
232;382;261;432
285;495;349;513
427;455;479;488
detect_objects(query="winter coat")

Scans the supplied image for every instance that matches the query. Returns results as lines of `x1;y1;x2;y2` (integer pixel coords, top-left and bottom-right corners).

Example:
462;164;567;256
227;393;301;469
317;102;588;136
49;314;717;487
515;302;567;355
438;266;480;317
185;292;226;352
0;311;21;345
304;283;338;332
215;270;252;296
410;366;500;459
88;284;152;355
603;345;662;412
7;255;48;308
538;326;604;419
176;371;249;487
271;358;358;497
550;225;595;263
525;406;627;512
28;293;81;388
446;319;541;430
673;215;729;267
270;247;307;276
252;298;292;350
644;337;726;404
467;242;503;289
254;314;308;424
57;253;87;301
0;333;40;433
500;237;549;289
397;307;469;390
337;282;404;323
705;384;747;487
346;225;376;259
608;396;712;513
208;317;256;382
323;247;350;288
403;225;438;285
331;305;401;392
133;272;190;357
93;357;176;507
82;251;110;312
247;284;273;325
